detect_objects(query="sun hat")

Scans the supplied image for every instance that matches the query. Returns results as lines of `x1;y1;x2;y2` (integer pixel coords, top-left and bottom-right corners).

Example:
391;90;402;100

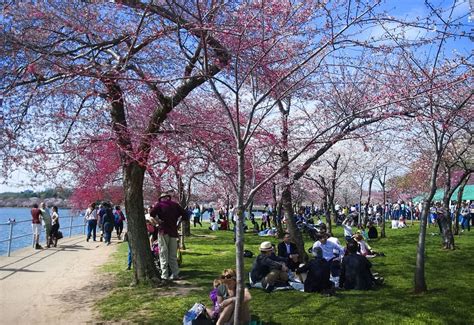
259;241;273;252
159;192;172;200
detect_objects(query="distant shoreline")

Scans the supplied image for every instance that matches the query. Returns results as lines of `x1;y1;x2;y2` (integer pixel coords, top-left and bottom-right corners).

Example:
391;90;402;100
0;198;71;208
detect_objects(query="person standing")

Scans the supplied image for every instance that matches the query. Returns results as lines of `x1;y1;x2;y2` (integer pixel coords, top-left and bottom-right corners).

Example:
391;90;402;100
150;191;187;280
40;202;52;248
50;206;60;247
84;203;98;242
192;204;202;227
460;202;470;232
31;203;43;249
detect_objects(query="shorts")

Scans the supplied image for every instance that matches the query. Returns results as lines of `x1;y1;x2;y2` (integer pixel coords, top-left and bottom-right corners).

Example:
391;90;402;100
32;223;41;235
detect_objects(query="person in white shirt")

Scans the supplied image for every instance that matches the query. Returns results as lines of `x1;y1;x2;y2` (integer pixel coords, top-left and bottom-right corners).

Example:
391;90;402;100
342;218;353;241
84;203;98;242
312;233;345;262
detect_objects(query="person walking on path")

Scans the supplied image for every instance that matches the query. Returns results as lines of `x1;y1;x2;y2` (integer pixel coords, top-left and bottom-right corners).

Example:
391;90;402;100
100;202;115;246
40;202;52;248
84;203;98;242
50;206;60;247
113;205;126;240
150;191;187;280
31;203;43;249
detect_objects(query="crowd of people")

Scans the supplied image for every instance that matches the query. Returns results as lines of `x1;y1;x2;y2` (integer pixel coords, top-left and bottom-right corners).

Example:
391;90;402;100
30;202;62;249
249;224;384;295
83;202;126;245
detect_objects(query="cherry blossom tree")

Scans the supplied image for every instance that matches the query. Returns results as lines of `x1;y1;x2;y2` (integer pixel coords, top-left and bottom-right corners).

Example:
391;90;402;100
1;1;231;283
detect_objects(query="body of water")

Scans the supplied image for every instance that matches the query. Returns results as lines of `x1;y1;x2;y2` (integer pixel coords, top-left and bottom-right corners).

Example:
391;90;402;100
0;207;86;255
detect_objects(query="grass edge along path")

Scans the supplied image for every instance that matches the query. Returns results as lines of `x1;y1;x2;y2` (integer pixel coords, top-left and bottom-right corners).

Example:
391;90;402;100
95;224;474;325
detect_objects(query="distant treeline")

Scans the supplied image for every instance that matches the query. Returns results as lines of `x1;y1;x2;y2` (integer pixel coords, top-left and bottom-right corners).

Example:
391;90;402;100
0;188;72;200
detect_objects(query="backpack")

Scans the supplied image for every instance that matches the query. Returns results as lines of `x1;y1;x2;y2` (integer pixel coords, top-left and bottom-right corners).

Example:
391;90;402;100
244;249;254;258
183;303;212;325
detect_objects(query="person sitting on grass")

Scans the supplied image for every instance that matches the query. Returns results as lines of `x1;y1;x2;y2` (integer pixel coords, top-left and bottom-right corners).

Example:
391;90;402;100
250;241;289;292
367;221;378;239
352;233;377;258
207;269;251;325
277;233;299;271
296;247;334;294
251;219;260;233
312;233;345;264
339;240;375;290
218;217;229;230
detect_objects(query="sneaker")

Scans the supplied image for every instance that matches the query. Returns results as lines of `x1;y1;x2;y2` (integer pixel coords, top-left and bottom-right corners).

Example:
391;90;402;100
35;244;43;250
86;237;90;242
264;284;275;293
169;274;182;280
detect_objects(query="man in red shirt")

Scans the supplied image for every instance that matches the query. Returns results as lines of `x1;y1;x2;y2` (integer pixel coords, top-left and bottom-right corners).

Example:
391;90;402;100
31;203;43;249
150;191;186;280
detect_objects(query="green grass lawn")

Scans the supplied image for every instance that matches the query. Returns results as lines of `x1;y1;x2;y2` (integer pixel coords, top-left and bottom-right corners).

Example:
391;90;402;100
96;223;474;324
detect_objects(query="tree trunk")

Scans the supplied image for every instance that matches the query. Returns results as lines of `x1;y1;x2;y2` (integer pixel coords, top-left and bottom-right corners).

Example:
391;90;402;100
440;166;455;249
381;184;386;238
275;204;284;237
179;179;191;237
454;177;469;235
277;98;306;260
414;156;441;293
234;147;246;325
182;215;191;237
364;173;375;225
415;199;429;293
248;200;254;223
282;185;308;262
123;162;161;284
176;173;189;247
106;79;160;284
272;183;284;237
327;195;334;234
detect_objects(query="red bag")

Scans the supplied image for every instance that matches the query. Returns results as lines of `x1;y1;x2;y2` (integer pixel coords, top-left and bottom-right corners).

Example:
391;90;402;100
147;223;155;234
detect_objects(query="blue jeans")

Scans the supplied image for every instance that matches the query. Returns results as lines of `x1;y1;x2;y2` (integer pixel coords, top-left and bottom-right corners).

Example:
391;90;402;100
87;220;97;240
461;215;470;231
127;241;132;269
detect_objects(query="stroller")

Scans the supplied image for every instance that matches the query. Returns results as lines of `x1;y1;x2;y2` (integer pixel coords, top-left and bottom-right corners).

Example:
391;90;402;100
152;240;161;272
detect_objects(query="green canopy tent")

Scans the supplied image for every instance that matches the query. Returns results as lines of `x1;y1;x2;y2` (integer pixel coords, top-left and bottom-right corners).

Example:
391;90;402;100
412;185;474;203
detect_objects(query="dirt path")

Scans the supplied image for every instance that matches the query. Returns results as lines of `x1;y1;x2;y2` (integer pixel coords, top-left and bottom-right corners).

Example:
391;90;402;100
0;235;119;324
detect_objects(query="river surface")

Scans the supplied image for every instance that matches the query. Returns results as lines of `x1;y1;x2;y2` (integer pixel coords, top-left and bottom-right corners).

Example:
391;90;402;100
0;207;85;255
0;207;262;255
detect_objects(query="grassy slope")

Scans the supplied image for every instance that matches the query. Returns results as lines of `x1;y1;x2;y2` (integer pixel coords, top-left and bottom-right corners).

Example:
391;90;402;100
97;223;474;325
